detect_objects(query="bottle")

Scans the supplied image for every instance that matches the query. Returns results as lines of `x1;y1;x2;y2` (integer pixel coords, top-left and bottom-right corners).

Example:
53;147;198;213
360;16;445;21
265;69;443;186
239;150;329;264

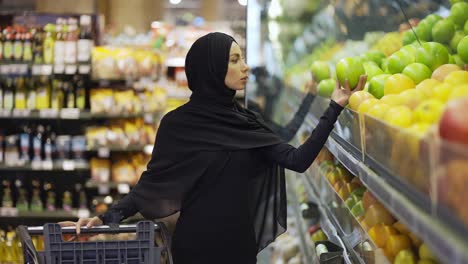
30;187;43;212
54;18;65;65
36;76;50;109
33;27;44;64
50;78;63;109
19;125;30;162
0;26;4;61
44;125;55;161
0;78;4;109
43;24;55;64
32;125;44;161
79;189;87;209
4;231;18;263
3;27;14;61
46;191;56;211
3;77;14;110
13;27;23;62
65;18;77;64
26;77;36;109
14;77;26;109
16;188;29;212
75;75;86;109
0;130;4;163
63;80;74;108
62;191;72;211
22;30;33;62
78;15;93;63
1;182;13;208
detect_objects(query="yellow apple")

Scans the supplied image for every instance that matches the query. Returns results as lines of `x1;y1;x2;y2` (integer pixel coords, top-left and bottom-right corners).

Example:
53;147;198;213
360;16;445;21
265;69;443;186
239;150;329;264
367;103;391;120
384;106;413;128
414;99;445;124
400;89;427;109
348;91;375;111
380;94;405;106
416;79;442;97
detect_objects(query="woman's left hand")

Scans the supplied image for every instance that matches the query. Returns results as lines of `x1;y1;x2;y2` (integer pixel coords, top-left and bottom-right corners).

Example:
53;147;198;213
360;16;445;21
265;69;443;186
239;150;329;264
331;75;367;107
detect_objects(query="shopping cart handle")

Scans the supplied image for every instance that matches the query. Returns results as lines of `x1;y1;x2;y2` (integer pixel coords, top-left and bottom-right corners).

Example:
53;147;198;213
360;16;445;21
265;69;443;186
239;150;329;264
26;223;160;235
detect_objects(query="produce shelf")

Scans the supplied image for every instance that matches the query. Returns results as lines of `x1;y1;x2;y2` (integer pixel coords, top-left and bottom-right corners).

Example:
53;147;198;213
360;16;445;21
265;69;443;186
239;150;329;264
297;102;468;264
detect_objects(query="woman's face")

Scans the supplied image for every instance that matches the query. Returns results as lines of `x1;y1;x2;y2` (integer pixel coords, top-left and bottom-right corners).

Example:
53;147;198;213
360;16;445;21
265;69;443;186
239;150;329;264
225;42;250;90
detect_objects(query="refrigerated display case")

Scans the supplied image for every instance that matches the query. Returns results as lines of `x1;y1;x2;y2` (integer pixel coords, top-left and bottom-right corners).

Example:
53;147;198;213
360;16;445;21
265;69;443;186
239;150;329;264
248;0;468;263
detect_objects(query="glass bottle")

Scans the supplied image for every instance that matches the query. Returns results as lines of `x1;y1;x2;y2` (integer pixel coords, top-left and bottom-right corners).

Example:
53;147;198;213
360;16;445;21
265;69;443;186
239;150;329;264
33;27;44;64
44;125;55;161
26;77;36;109
42;24;55;64
32;125;44;161
46;191;56;211
3;77;14;110
19;125;30;162
50;77;63;109
63;80;74;108
30;188;43;212
0;26;4;61
14;77;26;109
3;27;14;61
13;26;23;62
23;30;33;62
35;76;50;109
54;18;65;65
64;18;78;64
62;191;72;211
16;188;29;212
78;15;93;63
1;182;13;208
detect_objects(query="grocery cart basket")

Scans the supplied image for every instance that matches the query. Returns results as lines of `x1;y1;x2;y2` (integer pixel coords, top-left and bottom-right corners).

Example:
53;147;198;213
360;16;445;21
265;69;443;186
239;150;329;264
17;221;173;264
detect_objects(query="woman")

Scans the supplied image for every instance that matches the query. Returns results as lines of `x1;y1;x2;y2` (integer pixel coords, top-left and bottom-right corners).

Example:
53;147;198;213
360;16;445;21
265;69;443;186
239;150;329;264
62;32;366;263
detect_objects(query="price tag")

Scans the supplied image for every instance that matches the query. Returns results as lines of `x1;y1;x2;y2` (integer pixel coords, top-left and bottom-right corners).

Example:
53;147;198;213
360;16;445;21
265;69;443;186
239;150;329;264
0;109;11;117
54;64;65;74
65;65;77;75
42;65;53;75
39;109;59;118
78;64;91;74
60;108;80;119
18;64;28;75
12;109;31;117
32;65;42;75
77;209;90;218
31;160;42;170
98;183;110;195
98;147;110;158
117;183;130;194
144;113;153;123
143;145;153;155
62;160;76;171
42;160;53;170
0;207;18;217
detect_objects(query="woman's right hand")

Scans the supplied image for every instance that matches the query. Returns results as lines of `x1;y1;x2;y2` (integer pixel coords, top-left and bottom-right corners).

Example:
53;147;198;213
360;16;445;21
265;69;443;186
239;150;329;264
59;216;103;235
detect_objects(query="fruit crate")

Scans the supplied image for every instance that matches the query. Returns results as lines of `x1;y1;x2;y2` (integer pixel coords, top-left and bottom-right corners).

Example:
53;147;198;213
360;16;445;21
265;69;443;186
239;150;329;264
17;221;172;264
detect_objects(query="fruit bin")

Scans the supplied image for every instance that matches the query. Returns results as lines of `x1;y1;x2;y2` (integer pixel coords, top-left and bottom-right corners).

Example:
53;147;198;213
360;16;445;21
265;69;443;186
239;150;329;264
16;221;172;264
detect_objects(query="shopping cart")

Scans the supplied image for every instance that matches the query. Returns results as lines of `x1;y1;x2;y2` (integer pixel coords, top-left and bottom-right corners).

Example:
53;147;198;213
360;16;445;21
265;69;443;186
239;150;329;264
16;221;173;264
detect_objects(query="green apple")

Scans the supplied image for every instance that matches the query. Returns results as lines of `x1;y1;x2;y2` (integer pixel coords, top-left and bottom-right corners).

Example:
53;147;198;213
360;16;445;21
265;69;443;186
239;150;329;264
351;201;365;217
345;197;357;209
335;57;365;89
450;31;465;52
387;50;415;74
424;14;443;26
415;42;450;71
317;78;336;98
465;20;468;34
449;2;468;28
311;61;331;82
363;61;384;81
453;54;465;67
403;30;417;46
432;19;455;44
415;21;433;41
368;74;391;99
350;187;366;197
402;63;432;84
457;36;468;63
361;50;386;66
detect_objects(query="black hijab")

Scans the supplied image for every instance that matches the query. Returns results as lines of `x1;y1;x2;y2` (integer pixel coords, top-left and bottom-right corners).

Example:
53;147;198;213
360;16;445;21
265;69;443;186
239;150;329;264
130;32;287;251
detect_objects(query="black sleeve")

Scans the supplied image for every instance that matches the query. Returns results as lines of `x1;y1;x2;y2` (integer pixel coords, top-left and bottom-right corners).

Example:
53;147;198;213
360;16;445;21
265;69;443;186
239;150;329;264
275;93;315;141
98;191;139;224
259;100;343;173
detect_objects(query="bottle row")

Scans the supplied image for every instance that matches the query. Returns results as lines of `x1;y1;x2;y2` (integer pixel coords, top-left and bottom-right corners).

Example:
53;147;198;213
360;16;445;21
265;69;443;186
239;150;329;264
0;74;88;111
0;180;86;213
0;228;26;264
0;124;86;166
0;15;93;64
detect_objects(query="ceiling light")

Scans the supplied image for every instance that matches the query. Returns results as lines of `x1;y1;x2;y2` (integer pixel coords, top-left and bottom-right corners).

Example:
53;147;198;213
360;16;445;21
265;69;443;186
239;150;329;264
238;0;247;6
170;0;182;5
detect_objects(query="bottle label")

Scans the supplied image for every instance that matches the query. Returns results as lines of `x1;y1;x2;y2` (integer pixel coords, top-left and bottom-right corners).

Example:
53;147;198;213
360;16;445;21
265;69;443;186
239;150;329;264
15;92;26;109
54;41;65;64
23;42;33;61
36;88;49;109
27;91;36;109
65;41;77;64
44;142;52;160
76;88;85;109
4;92;13;109
0;89;3;109
4;41;13;59
0;42;3;59
33;137;42;159
43;40;54;64
77;39;92;62
20;133;29;158
13;41;23;60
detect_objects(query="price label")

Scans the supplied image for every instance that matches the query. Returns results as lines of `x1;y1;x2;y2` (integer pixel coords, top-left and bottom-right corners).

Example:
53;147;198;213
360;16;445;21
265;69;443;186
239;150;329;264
98;183;110;195
77;209;90;218
42;160;53;170
60;108;80;119
0;207;18;217
54;64;65;74
117;183;130;194
65;65;77;75
144;113;153;123
39;109;59;118
42;65;53;75
31;160;42;170
143;145;153;155
32;65;42;75
0;109;11;117
78;64;91;74
98;147;110;158
62;160;76;171
12;109;31;117
18;64;28;75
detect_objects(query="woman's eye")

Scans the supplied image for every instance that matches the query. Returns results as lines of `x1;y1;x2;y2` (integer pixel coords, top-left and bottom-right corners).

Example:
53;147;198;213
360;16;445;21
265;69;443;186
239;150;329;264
231;60;238;63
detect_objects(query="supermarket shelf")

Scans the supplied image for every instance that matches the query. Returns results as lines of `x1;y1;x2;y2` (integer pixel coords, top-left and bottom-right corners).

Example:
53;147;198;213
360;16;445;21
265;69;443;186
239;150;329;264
301;123;468;264
0;208;89;219
285;172;315;263
0;160;90;172
85;181;133;195
87;144;153;155
0;63;91;75
0;109;162;120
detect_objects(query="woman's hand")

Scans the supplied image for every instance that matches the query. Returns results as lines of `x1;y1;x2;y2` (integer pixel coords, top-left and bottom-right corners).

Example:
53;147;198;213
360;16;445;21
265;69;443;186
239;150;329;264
59;216;103;235
331;75;367;107
304;73;318;96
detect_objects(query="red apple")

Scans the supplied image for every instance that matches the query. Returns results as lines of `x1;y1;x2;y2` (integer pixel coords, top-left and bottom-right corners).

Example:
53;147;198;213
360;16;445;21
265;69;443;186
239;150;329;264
439;98;468;146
